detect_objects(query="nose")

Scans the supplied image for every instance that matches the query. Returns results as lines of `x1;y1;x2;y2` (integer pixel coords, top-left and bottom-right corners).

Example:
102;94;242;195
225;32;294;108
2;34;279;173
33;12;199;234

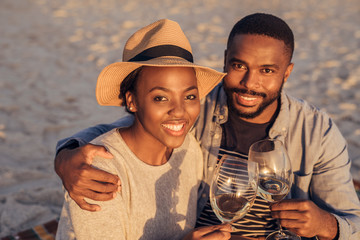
240;71;259;89
169;99;185;117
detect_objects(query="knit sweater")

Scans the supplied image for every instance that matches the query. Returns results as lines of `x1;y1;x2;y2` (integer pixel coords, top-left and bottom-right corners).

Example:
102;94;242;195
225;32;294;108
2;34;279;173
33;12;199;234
56;129;203;240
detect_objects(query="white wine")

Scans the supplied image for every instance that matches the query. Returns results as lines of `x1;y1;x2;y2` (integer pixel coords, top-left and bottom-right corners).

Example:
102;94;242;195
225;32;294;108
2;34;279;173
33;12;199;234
258;177;289;202
211;193;251;223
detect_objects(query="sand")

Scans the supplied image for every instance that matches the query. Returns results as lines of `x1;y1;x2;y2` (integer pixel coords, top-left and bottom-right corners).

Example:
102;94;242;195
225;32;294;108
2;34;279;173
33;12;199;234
0;0;359;236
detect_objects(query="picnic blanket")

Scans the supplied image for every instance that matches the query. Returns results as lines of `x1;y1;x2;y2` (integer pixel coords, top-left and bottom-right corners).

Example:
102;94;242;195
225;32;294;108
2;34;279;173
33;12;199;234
1;219;58;240
2;181;360;240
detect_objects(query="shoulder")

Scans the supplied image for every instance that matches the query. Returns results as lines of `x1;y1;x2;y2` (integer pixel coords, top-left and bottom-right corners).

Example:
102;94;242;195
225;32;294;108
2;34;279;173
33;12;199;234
91;128;119;145
282;92;344;140
285;93;324;115
284;93;332;125
90;129;128;174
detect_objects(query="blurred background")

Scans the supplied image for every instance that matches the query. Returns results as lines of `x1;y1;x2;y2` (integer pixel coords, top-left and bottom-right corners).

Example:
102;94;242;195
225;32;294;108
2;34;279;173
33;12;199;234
0;0;359;237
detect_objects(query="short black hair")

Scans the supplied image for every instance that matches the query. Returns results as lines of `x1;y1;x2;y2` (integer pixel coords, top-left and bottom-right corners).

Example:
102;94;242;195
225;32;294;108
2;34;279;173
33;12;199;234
119;66;143;113
227;13;294;61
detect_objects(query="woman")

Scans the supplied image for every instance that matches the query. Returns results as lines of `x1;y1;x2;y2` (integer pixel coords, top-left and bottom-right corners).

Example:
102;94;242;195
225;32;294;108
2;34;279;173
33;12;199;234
56;19;230;240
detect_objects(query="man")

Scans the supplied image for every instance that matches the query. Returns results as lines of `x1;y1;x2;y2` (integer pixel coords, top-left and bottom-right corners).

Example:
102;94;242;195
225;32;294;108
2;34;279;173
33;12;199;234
55;13;360;239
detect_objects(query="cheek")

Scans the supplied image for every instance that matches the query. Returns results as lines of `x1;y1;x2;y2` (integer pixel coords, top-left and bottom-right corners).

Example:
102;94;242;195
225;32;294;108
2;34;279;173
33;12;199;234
224;71;245;86
187;103;200;121
137;103;165;123
264;77;284;90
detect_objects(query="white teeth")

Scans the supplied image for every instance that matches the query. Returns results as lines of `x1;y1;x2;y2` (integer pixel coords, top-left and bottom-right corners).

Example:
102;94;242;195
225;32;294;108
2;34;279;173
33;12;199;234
162;124;184;131
241;96;256;101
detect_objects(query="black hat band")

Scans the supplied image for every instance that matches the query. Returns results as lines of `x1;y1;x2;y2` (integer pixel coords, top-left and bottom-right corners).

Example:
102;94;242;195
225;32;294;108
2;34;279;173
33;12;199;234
128;45;194;63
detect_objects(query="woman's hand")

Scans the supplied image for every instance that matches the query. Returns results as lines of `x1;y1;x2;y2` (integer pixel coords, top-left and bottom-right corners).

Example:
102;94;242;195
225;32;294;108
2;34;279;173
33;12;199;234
183;224;232;240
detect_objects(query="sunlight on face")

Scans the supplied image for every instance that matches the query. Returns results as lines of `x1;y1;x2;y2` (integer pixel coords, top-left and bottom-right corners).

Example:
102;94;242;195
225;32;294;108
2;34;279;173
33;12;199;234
129;66;200;149
223;34;294;124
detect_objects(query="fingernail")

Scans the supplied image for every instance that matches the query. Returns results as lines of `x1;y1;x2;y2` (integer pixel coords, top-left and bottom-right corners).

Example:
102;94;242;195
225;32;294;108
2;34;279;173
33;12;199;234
117;180;121;186
113;192;117;198
117;186;121;192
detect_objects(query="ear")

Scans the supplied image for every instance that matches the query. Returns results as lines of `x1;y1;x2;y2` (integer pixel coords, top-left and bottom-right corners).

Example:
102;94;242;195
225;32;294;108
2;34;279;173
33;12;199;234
223;49;228;73
283;63;294;83
125;91;137;112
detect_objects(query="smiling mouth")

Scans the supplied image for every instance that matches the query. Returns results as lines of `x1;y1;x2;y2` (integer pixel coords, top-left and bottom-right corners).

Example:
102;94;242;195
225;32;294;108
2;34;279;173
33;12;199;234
235;92;262;107
161;122;187;137
161;123;185;132
240;95;257;101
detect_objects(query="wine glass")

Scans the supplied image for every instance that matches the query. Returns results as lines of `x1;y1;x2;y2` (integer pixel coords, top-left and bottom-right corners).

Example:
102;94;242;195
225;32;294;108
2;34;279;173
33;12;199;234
248;139;300;240
210;155;259;224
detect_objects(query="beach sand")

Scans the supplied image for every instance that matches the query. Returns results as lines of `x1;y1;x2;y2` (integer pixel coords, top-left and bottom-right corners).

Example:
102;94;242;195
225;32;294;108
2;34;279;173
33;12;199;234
0;0;359;236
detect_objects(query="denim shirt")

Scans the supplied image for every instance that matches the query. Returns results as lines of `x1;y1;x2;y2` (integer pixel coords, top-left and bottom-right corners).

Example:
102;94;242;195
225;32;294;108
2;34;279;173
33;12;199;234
57;84;360;239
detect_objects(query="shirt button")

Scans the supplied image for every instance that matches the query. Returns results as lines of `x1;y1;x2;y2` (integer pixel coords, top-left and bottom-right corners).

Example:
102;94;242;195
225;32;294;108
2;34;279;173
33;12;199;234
214;134;219;139
219;115;224;120
208;166;214;171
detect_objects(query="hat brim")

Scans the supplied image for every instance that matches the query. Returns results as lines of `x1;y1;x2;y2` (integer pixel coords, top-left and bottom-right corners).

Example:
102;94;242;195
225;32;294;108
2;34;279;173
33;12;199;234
96;56;226;106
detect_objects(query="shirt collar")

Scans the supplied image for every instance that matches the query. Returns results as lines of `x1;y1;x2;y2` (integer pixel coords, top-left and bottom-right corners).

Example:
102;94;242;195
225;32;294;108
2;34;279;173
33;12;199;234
269;91;290;140
213;84;228;124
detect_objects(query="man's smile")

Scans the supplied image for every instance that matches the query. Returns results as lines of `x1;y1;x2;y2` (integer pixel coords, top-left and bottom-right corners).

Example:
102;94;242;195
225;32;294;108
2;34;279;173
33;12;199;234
233;89;266;107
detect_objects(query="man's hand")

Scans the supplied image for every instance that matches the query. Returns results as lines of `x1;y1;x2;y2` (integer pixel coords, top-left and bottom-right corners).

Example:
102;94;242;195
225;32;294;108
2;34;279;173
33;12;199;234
54;143;121;212
270;199;338;239
183;224;232;240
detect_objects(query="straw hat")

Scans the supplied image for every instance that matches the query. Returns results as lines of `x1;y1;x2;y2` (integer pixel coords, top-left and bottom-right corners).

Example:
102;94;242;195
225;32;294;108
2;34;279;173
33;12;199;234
96;19;226;106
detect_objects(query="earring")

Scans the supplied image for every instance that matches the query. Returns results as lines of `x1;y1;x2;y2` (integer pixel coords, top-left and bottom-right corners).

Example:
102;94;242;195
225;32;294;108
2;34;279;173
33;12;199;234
127;105;133;111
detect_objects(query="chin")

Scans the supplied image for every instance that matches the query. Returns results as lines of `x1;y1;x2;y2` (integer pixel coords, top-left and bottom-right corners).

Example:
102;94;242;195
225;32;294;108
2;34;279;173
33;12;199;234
164;136;187;149
232;105;262;119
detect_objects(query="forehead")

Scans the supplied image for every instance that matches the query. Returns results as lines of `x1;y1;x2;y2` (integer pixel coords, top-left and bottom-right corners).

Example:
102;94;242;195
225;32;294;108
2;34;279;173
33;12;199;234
227;34;290;64
137;66;197;90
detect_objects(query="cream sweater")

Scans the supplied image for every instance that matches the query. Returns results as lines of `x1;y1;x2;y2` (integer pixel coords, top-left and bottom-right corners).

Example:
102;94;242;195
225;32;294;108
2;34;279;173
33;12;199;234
56;129;203;240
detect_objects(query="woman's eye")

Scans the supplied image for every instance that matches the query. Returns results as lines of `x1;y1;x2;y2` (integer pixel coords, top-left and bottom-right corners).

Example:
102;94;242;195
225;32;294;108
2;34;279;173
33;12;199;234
154;96;167;102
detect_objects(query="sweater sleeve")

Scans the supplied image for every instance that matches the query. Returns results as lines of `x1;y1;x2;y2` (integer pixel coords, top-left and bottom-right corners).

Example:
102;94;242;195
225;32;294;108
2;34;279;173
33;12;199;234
56;155;128;240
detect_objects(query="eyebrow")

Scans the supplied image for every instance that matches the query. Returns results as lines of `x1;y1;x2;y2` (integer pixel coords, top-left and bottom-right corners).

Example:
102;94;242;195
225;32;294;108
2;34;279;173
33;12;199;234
261;64;280;70
229;57;281;70
149;85;198;93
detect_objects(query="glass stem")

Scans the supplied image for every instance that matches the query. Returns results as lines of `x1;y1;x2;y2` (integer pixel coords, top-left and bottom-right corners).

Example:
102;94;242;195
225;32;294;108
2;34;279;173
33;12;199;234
277;219;286;236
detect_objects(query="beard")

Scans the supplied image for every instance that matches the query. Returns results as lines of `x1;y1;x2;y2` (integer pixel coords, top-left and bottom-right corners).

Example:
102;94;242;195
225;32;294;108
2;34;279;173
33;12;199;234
224;81;284;119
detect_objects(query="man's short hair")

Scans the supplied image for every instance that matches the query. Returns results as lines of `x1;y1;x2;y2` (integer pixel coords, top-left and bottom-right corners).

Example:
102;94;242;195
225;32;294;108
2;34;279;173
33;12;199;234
227;13;295;61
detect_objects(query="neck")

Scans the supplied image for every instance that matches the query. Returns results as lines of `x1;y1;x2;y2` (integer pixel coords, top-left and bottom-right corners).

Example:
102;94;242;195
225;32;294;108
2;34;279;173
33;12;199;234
119;124;173;166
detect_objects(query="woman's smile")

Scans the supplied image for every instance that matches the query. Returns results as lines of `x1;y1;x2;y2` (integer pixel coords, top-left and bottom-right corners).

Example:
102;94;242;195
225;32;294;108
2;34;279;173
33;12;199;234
161;120;187;136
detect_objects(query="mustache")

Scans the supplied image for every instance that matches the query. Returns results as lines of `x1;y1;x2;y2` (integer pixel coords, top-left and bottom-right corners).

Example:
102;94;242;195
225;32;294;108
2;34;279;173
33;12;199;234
231;88;266;98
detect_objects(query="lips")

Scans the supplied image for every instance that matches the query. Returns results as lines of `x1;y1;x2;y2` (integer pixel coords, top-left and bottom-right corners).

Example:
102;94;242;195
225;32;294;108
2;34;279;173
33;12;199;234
161;121;187;136
235;92;261;107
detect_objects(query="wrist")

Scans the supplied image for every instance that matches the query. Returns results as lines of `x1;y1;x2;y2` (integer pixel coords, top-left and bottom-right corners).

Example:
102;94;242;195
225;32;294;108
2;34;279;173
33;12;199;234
317;213;338;240
54;148;68;179
54;141;79;178
56;140;80;156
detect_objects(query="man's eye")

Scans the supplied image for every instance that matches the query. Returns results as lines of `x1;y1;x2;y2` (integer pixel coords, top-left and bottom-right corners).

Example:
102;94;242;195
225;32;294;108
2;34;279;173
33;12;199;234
154;96;167;101
262;68;274;74
185;95;197;100
232;63;246;70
